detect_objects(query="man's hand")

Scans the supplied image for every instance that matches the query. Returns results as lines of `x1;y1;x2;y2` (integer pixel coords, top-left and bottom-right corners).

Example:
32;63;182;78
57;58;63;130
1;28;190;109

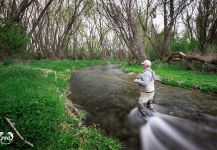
155;76;161;81
134;79;140;83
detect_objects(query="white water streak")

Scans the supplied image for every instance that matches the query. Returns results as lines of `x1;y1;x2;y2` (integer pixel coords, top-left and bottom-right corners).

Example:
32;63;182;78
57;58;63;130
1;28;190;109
140;116;199;150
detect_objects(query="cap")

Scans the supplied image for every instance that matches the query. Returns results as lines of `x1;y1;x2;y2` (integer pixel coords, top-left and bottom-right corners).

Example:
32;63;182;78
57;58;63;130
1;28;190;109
141;60;151;67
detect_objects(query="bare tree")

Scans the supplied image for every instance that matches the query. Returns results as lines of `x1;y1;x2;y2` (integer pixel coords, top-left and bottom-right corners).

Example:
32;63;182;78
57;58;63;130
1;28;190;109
57;0;90;58
3;0;216;61
160;0;193;57
196;0;217;53
12;0;36;22
181;1;197;40
98;0;147;63
93;14;110;59
136;0;163;58
29;0;54;36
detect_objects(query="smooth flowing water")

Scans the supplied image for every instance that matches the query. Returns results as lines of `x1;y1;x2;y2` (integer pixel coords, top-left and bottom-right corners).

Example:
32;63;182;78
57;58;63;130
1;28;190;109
69;65;217;150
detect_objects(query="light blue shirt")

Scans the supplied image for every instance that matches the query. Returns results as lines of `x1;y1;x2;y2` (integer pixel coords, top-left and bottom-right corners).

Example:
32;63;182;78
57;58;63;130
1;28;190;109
137;67;156;86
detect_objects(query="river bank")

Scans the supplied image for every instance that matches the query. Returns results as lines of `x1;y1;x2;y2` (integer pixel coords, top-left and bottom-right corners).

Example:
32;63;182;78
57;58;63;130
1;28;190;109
69;64;217;150
0;60;120;150
122;62;217;93
1;59;216;149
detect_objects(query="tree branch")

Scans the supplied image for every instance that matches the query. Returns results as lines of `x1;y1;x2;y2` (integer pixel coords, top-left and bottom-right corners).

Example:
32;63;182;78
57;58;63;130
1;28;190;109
4;117;33;148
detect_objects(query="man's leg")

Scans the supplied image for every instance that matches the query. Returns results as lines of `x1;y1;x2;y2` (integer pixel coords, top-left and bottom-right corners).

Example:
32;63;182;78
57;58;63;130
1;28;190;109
147;100;153;110
146;93;155;110
138;92;149;114
138;103;146;113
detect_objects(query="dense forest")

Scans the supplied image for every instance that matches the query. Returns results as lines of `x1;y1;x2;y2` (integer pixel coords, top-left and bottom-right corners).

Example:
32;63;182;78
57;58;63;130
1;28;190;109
0;0;216;65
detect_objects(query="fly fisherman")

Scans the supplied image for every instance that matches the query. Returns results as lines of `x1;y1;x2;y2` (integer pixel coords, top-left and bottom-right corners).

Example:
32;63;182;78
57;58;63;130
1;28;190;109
134;60;157;113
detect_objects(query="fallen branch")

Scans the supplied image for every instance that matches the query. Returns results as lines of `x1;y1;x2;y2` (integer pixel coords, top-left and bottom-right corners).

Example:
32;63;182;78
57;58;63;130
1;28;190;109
166;51;217;72
166;52;208;63
4;117;33;148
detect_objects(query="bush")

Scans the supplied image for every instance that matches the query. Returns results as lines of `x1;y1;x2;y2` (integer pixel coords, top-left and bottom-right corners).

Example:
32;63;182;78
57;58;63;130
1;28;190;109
171;34;198;53
2;58;15;66
0;19;30;56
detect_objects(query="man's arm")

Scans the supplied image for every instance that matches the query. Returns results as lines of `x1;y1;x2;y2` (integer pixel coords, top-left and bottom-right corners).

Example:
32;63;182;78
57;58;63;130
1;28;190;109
152;71;161;81
134;72;150;86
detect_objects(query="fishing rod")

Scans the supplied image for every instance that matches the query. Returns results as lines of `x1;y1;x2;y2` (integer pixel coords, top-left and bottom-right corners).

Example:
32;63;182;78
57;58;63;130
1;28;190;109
91;71;162;89
98;72;138;86
75;70;138;86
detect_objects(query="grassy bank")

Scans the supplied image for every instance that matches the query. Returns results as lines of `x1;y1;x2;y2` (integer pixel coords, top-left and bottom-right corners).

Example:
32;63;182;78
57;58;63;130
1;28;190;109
0;60;120;150
122;62;217;93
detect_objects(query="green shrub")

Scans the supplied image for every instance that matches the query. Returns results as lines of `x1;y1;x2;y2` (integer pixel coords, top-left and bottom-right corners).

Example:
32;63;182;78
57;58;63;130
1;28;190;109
0;19;30;56
2;58;15;66
171;34;199;53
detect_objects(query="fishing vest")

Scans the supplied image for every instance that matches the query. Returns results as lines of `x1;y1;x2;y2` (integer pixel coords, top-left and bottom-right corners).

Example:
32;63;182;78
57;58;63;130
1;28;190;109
144;69;155;93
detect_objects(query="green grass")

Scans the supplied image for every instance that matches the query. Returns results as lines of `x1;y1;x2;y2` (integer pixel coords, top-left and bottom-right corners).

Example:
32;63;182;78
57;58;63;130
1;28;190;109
30;60;116;75
0;60;120;150
122;62;217;93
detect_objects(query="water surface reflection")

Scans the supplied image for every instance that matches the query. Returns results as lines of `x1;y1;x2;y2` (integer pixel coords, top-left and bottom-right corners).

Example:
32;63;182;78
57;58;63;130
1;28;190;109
69;65;217;150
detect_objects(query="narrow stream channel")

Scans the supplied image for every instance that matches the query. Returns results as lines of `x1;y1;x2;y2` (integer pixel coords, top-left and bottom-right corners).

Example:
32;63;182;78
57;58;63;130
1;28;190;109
69;64;217;150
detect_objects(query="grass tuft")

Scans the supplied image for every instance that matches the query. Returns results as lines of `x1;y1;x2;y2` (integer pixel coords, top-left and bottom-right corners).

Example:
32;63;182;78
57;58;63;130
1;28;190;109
122;62;217;93
0;60;120;150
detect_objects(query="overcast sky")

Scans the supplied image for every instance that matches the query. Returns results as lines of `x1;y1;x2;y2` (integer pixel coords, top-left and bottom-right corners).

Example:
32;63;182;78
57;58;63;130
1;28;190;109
153;11;185;35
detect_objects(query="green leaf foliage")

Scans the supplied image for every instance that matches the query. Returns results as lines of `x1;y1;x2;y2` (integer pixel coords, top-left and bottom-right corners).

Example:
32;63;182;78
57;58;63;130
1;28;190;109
171;35;199;53
0;60;120;150
0;19;30;56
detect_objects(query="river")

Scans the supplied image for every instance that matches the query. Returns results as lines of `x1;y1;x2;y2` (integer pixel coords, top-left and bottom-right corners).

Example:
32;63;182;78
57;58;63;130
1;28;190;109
69;64;217;150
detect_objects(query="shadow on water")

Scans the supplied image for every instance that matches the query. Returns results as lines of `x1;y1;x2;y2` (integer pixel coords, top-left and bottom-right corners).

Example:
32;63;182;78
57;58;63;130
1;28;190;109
69;64;217;150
